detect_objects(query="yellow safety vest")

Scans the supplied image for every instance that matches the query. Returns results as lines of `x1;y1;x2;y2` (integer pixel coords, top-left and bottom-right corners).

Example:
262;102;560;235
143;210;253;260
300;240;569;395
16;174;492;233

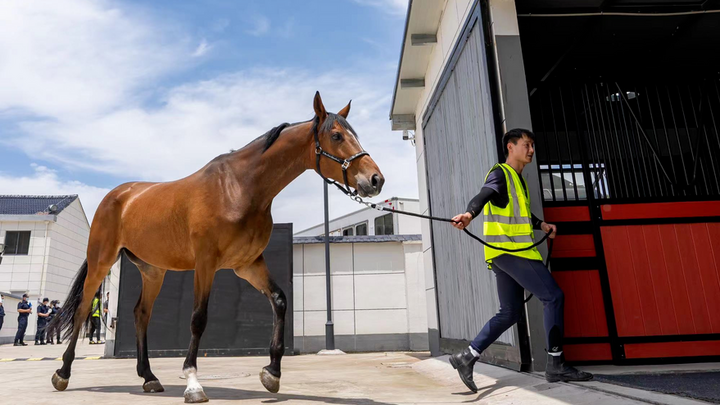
483;163;543;267
91;298;101;318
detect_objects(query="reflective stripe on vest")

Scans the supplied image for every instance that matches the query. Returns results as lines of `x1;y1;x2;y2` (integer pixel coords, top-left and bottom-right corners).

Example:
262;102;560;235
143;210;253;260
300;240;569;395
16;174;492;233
91;298;101;318
482;163;542;265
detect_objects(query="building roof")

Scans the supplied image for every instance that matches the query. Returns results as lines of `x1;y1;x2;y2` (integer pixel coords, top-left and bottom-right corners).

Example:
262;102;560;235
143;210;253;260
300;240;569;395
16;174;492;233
0;195;78;216
294;234;422;244
294;197;419;235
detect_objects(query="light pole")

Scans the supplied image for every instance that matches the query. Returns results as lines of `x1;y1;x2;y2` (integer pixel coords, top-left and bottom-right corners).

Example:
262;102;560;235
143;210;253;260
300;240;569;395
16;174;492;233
323;181;335;350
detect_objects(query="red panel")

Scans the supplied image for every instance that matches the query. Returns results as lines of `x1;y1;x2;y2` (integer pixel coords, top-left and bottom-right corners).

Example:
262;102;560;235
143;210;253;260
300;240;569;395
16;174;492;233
601;201;720;220
602;227;646;336
625;341;720;359
603;223;720;338
552;234;596;258
553;270;608;337
564;343;613;361
544;206;591;223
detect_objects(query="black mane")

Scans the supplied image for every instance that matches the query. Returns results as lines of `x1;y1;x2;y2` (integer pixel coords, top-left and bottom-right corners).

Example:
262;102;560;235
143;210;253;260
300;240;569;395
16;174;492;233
262;113;358;153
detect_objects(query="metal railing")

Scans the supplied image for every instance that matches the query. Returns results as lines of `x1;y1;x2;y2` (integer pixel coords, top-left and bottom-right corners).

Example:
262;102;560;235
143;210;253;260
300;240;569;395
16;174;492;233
531;79;720;202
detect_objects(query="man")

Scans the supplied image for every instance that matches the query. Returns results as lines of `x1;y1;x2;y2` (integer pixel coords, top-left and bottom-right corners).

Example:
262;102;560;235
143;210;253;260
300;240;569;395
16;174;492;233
449;128;592;392
35;298;51;345
103;292;110;331
14;293;32;346
48;300;62;344
89;290;103;344
0;295;5;332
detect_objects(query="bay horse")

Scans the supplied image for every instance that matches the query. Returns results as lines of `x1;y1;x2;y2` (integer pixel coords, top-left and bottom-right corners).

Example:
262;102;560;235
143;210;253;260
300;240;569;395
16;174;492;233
47;92;385;403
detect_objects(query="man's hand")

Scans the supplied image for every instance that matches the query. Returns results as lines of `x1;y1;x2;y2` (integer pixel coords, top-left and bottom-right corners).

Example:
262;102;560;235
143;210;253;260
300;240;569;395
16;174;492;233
451;212;473;230
541;222;557;239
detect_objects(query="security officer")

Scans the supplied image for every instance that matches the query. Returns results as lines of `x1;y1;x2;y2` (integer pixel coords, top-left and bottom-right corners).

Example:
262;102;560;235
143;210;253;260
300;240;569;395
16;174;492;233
89;290;102;344
35;297;50;345
449;129;592;392
14;293;32;346
0;294;5;332
47;300;62;344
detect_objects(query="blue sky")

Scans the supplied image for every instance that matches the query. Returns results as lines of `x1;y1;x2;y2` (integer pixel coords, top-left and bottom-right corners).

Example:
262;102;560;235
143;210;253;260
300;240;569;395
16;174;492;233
0;0;416;230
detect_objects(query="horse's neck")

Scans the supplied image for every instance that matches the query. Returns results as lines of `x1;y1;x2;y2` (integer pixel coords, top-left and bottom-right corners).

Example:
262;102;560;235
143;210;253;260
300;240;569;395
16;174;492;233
239;124;314;209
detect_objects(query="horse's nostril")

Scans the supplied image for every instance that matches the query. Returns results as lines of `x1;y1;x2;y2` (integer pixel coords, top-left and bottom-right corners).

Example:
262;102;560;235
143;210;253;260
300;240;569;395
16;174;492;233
371;174;384;190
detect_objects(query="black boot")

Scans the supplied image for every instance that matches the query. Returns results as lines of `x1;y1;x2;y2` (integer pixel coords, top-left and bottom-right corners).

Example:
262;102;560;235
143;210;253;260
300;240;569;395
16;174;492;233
449;347;479;392
545;353;593;382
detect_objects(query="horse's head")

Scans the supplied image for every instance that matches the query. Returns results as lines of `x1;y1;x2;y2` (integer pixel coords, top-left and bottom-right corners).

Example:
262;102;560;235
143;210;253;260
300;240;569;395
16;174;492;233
312;91;384;198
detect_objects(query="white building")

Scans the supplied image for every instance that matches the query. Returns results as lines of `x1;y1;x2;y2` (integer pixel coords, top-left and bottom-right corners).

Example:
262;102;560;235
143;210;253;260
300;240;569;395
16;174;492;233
0;195;90;344
294;197;421;237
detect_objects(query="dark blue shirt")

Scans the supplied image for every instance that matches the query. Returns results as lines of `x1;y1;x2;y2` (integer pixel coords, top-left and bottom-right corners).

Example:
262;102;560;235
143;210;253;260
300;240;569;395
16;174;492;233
37;304;49;324
0;303;5;317
17;301;31;319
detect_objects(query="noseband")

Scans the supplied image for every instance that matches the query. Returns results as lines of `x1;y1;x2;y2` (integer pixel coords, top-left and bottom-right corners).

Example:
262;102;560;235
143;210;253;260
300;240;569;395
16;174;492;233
314;117;370;197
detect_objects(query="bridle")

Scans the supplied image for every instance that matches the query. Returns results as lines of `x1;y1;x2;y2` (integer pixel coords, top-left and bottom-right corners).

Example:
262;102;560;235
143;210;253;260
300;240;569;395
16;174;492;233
313;116;370;198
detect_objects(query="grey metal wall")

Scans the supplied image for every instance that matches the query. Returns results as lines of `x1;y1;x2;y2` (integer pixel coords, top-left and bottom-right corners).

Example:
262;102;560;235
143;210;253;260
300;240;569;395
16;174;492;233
423;19;516;348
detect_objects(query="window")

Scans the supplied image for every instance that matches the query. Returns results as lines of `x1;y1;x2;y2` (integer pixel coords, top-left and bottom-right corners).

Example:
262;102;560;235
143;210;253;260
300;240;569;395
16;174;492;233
355;223;368;236
342;227;354;236
374;214;394;235
4;231;31;255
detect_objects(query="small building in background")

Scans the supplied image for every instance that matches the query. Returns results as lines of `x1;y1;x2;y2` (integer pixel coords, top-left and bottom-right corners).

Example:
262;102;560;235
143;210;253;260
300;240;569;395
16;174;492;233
0;195;90;344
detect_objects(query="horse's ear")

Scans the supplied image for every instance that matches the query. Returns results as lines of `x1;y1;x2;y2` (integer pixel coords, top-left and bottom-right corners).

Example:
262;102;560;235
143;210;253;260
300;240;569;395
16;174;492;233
338;100;351;119
313;91;327;120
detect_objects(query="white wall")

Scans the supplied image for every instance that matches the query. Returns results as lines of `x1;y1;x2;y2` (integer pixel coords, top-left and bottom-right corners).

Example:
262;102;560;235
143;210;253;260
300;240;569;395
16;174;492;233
292;240;428;352
45;199;90;300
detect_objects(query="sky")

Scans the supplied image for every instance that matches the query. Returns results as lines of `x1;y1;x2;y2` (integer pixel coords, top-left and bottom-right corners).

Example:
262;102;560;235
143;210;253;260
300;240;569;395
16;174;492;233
0;0;416;232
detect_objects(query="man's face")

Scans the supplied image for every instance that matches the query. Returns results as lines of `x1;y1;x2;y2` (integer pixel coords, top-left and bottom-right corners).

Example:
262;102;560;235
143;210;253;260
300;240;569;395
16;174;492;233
23;296;28;302
509;135;535;164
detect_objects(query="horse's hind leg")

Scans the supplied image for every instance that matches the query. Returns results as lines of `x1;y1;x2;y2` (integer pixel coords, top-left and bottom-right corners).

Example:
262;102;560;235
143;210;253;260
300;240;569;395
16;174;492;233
52;257;115;391
126;253;167;393
234;257;287;393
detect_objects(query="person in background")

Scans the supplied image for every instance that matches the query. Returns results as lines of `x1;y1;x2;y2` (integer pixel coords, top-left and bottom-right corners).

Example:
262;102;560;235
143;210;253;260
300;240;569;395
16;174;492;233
0;294;5;332
35;298;50;345
47;300;62;345
103;291;110;333
14;293;32;346
89;290;103;344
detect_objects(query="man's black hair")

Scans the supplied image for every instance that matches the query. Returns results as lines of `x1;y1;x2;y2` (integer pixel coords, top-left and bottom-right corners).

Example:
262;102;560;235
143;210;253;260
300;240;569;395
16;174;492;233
502;128;535;158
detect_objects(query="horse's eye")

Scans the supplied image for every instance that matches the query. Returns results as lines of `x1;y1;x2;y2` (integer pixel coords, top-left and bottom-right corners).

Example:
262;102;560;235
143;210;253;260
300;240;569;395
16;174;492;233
332;132;343;141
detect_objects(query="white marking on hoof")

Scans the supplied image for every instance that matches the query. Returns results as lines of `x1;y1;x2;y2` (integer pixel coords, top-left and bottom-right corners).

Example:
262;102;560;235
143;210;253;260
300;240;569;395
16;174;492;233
183;368;208;403
260;367;280;393
52;372;69;391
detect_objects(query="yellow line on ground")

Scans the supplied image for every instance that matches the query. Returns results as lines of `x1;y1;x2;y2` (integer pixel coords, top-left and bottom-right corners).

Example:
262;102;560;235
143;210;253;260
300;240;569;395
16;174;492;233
56;357;63;361
27;358;43;361
84;356;101;360
0;358;15;362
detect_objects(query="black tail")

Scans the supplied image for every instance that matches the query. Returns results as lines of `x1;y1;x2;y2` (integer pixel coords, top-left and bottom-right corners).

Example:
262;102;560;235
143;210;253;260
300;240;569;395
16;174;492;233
47;260;89;341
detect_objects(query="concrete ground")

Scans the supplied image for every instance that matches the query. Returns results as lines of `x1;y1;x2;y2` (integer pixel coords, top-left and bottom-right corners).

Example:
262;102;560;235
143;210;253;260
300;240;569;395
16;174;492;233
0;341;713;405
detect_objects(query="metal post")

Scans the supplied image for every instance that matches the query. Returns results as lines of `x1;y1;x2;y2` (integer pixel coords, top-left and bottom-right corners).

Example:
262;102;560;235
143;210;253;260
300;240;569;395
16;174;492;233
323;181;335;350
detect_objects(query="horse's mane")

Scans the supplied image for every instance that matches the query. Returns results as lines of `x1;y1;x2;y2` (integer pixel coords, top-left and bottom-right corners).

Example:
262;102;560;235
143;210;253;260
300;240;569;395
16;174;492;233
259;113;359;153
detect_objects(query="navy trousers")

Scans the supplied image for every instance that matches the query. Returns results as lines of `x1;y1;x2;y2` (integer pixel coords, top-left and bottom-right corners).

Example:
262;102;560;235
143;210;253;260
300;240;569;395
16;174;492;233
15;317;28;343
471;254;565;353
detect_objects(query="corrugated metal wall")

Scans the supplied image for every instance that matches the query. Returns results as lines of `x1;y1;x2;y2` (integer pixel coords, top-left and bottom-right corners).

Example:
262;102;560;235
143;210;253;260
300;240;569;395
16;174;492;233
423;20;516;346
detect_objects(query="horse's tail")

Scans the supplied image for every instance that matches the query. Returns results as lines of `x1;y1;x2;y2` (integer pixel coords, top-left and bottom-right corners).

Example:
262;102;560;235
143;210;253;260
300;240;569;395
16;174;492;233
47;260;89;341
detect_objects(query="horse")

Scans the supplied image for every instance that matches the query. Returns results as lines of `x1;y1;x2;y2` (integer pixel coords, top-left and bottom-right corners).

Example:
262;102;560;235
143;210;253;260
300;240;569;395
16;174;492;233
47;91;385;403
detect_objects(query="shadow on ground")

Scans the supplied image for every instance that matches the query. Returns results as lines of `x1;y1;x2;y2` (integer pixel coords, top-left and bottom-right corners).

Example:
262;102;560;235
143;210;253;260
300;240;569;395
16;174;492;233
65;384;396;404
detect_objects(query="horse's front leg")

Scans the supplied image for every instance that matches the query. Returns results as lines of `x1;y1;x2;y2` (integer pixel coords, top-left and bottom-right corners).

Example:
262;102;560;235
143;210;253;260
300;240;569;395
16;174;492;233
182;265;216;403
234;257;287;393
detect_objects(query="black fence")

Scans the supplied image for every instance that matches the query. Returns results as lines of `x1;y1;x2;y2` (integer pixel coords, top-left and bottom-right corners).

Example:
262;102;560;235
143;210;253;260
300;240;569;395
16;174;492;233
113;224;293;358
531;79;720;203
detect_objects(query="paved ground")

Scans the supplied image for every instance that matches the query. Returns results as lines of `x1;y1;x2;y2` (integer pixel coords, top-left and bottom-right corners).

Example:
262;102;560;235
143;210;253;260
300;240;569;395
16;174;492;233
0;341;713;404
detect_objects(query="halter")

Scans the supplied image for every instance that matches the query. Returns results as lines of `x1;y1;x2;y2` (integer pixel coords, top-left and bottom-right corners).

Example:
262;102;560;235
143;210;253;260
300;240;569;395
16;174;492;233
314;116;370;198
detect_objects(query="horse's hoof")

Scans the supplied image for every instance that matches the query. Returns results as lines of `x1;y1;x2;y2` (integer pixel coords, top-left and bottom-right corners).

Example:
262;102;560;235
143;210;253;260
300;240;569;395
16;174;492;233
52;372;69;391
143;380;165;393
260;367;280;393
184;389;209;403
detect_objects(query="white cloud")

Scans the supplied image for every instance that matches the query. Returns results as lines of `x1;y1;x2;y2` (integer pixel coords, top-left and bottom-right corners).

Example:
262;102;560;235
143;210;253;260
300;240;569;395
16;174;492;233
0;0;418;232
352;0;409;17
246;15;270;36
191;39;212;57
0;165;110;224
0;0;194;120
